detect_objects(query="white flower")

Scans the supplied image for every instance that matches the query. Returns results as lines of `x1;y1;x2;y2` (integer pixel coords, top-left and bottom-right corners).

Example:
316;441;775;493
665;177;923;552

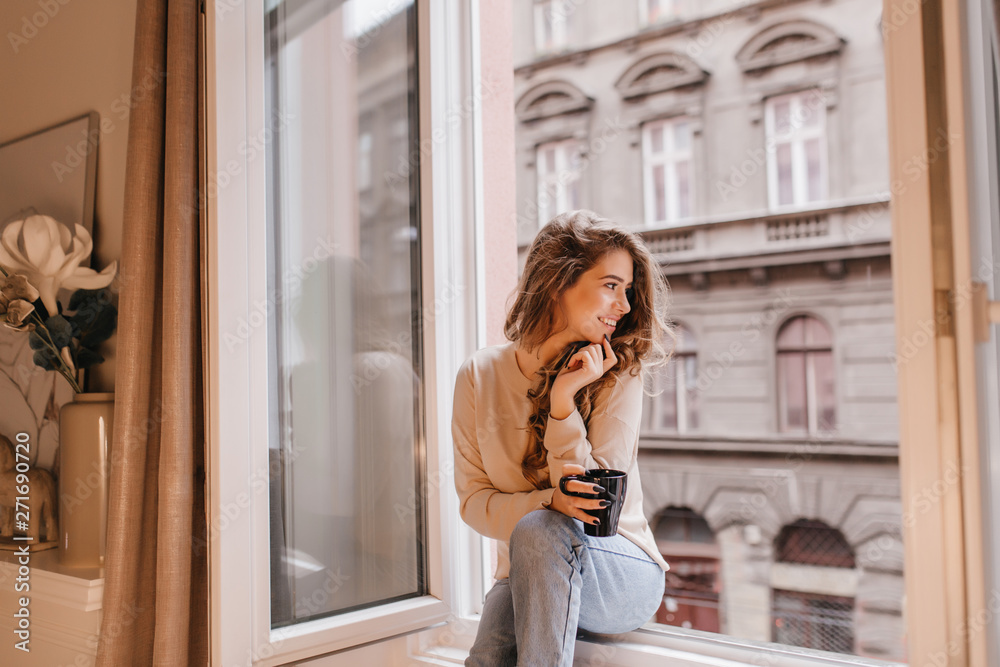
0;214;117;315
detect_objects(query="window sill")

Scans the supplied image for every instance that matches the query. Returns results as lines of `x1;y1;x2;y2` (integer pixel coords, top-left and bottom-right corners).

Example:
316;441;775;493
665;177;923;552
408;616;904;667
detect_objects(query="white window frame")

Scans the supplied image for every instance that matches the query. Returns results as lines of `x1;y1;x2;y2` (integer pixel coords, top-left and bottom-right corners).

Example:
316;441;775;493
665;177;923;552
642;116;694;226
765;90;829;210
533;0;568;53
535;138;581;227
203;0;989;664
206;0;480;663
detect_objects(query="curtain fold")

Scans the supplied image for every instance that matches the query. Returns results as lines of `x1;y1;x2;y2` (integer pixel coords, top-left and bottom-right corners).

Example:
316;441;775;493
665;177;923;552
96;0;207;664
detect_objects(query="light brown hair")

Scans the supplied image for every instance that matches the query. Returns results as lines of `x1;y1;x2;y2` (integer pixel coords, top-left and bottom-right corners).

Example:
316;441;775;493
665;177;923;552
504;210;676;489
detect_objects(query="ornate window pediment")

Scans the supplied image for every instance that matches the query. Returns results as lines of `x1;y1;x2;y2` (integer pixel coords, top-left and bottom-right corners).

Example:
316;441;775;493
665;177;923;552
615;52;708;100
736;19;846;73
515;80;593;122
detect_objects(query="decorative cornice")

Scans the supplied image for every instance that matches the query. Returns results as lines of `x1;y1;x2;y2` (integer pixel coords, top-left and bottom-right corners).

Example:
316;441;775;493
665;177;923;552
735;18;846;73
515;80;593;122
615;52;709;100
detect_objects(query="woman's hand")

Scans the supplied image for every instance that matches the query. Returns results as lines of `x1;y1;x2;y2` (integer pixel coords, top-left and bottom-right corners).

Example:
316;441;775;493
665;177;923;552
548;463;607;526
550;336;617;419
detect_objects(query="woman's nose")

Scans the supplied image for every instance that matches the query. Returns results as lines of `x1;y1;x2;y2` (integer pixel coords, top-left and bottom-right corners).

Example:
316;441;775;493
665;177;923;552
617;290;631;314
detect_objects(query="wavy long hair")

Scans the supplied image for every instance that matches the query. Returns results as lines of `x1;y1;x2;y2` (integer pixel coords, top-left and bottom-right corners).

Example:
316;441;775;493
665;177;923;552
504;210;676;489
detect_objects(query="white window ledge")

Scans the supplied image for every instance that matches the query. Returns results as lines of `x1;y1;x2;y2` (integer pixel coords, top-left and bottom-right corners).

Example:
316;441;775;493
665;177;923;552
408;616;904;667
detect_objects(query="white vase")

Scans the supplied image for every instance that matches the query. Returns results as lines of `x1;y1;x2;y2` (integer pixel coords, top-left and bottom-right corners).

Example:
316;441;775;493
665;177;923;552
58;392;113;568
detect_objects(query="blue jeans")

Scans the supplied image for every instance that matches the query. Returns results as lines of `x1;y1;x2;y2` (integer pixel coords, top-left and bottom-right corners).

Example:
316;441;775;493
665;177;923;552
466;510;666;667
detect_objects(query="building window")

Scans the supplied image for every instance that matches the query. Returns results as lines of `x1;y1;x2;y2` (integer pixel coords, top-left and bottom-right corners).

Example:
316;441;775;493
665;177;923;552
773;590;855;655
639;0;687;26
651;507;720;633
534;0;569;53
776;315;835;434
773;520;856;654
765;90;828;209
642;117;693;226
775;519;855;568
644;323;698;432
536;138;581;226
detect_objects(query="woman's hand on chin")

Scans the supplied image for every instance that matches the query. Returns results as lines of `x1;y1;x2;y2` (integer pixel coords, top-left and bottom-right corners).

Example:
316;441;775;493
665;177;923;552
551;335;617;402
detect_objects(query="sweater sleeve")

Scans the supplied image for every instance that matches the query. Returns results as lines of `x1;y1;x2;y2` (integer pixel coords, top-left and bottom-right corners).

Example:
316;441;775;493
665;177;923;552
452;363;557;542
544;371;644;487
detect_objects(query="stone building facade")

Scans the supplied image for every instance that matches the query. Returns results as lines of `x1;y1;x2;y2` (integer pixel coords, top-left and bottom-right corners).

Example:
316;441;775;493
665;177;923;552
513;0;905;660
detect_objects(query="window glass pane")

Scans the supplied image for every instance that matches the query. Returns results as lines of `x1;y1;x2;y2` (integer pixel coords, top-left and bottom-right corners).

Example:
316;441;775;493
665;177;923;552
676;160;690;218
543;145;555;174
567;177;580;211
683;354;699;430
773;99;792;134
804;314;832;347
653;164;666;222
776;142;794;206
806;137;823;201
658;362;678;430
647;0;662;24
777;315;805;349
778;352;806;431
799;95;822;128
673;119;690;152
812;350;836;431
650;124;664;154
264;0;424;628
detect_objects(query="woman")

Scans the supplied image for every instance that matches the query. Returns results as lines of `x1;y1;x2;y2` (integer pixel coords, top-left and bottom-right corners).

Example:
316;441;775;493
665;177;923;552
452;210;675;666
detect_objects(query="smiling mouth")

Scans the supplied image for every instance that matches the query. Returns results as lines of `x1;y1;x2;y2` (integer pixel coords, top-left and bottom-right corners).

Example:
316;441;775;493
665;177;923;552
598;317;617;330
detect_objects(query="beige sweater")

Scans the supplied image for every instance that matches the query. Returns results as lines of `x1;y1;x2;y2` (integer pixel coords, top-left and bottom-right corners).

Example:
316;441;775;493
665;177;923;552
452;341;670;580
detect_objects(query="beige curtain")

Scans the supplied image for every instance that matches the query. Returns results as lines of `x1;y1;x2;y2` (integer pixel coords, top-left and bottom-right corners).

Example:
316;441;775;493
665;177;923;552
96;0;207;664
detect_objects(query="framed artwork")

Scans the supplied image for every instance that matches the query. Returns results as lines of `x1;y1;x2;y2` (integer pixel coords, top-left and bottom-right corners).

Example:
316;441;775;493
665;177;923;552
0;112;100;472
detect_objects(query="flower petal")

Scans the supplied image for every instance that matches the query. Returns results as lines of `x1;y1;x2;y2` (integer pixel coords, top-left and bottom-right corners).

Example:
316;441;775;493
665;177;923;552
58;221;72;253
58;224;95;281
6;299;35;328
62;261;118;291
2;274;40;302
22;215;66;276
0;221;33;272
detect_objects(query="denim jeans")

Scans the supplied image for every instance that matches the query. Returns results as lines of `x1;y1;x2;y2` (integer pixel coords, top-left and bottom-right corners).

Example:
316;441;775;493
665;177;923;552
466;509;666;667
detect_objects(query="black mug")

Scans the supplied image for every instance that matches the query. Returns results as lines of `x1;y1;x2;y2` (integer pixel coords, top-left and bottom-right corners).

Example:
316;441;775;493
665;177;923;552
558;468;628;537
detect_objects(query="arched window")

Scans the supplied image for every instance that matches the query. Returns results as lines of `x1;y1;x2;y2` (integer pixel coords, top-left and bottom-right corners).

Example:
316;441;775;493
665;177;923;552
772;520;856;654
644;324;698;433
775;519;855;568
651;507;720;633
776;315;835;433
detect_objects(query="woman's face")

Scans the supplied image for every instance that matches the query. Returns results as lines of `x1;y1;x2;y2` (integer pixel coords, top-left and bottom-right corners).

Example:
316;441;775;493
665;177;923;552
552;249;634;345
